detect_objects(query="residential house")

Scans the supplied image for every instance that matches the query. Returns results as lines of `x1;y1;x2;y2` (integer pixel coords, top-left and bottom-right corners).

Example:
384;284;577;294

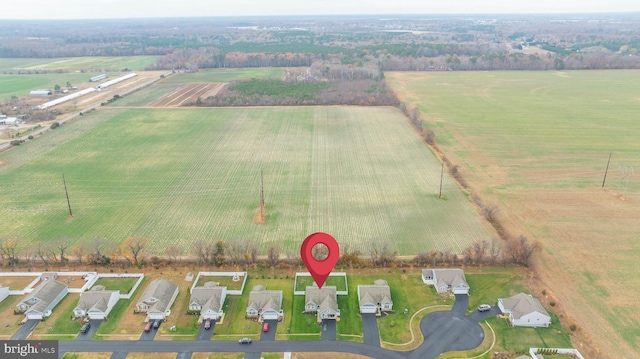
136;279;179;320
188;281;226;321
0;284;9;303
357;279;393;314
422;269;470;294
246;285;283;321
498;292;551;327
304;285;339;320
73;285;120;320
17;280;68;320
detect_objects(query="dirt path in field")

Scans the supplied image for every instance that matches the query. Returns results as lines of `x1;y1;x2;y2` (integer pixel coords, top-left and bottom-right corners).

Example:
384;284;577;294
151;83;225;107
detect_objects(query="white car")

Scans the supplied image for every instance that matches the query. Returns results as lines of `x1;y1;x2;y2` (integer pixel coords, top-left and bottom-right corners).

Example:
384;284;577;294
478;304;492;312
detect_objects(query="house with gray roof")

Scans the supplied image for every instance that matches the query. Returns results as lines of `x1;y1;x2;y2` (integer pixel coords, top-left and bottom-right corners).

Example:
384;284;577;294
358;279;393;314
422;269;469;294
305;285;339;320
73;285;120;320
136;279;179;320
0;284;9;303
189;281;226;321
17;280;68;320
246;285;283;321
499;292;551;327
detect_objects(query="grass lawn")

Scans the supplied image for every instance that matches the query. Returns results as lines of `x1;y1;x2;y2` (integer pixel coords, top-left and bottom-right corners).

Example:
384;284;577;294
91;277;139;293
157;279;199;339
489;313;572;354
195;274;245;291
295;275;347;292
61;353;112;359
336;275;362;341
0;275;39;290
466;267;528;311
32;294;81;337
289;296;321;337
94;276;147;337
0;56;158;73
0;73;98;100
0;296;24;337
212;275;257;338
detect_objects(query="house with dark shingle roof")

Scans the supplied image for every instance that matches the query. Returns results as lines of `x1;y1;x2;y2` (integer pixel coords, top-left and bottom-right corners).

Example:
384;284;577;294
499;293;551;327
136;279;179;320
422;269;469;294
188;281;226;321
358;279;393;314
304;285;339;320
73;285;120;320
17;280;68;319
246;285;283;321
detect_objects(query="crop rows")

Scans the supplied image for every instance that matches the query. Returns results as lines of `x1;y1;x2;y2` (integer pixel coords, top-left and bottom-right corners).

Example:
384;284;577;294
0;106;492;255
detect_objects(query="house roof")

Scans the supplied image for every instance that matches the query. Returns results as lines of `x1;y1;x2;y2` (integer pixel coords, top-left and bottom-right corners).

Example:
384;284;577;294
318;295;338;313
137;279;179;313
500;293;549;319
247;285;282;312
20;280;67;314
190;285;226;313
76;286;118;313
358;280;392;307
426;269;469;288
305;286;337;311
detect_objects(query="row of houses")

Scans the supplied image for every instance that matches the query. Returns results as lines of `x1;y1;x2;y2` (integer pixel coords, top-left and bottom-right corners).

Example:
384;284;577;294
5;269;550;328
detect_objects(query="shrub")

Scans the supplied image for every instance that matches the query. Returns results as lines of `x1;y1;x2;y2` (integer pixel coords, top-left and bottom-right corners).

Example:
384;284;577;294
28;135;34;139
50;122;60;129
570;324;577;331
10;140;21;146
549;301;556;307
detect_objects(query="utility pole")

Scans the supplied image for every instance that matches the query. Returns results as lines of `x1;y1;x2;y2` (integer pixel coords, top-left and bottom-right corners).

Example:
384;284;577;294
260;170;265;222
62;173;73;217
439;161;444;199
602;153;612;188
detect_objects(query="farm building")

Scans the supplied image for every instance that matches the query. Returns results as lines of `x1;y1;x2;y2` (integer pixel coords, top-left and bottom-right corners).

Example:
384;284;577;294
96;73;137;90
246;285;283;321
30;89;51;96
89;74;107;82
422;268;470;294
304;285;339;320
358;279;393;314
0;117;18;126
0;284;9;303
16;280;68;320
135;279;179;320
188;281;226;321
36;87;96;110
499;293;551;327
73;285;120;320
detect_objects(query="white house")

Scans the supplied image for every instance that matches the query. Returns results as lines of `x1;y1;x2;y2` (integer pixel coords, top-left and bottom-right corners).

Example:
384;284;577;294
136;279;179;320
17;280;68;320
305;286;339;320
498;293;551;327
73;285;120;320
358;279;393;314
0;284;9;303
188;281;226;321
422;269;470;294
246;285;283;321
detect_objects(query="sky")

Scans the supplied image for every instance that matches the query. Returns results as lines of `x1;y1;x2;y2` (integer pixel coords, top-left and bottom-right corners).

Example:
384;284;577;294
2;0;640;19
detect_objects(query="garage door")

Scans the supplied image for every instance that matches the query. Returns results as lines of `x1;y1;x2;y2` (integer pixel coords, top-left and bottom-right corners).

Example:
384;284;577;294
148;313;164;320
262;312;278;320
88;313;105;320
26;313;43;320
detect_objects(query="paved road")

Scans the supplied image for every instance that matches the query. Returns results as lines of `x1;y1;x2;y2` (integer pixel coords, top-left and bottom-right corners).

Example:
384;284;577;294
261;319;278;341
10;319;39;340
467;305;501;322
361;313;381;347
321;319;336;341
60;340;407;359
75;319;103;341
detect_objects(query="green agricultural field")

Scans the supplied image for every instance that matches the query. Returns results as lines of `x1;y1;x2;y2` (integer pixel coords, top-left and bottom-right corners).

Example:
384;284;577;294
0;56;158;73
114;68;284;107
386;70;640;358
0;73;95;100
0;105;493;255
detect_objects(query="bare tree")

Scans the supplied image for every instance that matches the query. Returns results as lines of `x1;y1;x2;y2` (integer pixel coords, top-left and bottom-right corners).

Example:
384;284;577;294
267;246;280;267
122;236;149;267
473;240;489;263
72;244;86;266
54;236;72;266
165;244;182;264
192;240;205;266
368;238;396;267
0;237;19;267
338;244;362;269
490;237;501;264
414;252;429;267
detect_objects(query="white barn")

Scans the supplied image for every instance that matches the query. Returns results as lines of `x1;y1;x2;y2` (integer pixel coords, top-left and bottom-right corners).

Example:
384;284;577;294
498;293;551;327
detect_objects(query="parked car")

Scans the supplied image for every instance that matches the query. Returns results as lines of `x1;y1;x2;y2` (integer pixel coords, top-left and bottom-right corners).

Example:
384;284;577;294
80;323;91;334
262;322;269;332
238;337;252;344
153;320;161;329
478;304;492;312
204;318;211;330
144;321;153;332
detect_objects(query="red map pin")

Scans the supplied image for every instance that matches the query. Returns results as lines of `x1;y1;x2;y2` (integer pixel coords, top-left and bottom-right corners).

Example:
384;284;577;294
300;232;340;289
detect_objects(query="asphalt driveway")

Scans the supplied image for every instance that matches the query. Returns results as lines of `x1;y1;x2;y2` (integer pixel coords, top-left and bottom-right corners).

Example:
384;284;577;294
10;319;39;340
452;294;469;315
110;352;128;359
260;319;278;341
139;320;160;341
321;319;336;341
196;320;215;340
75;319;103;341
361;313;381;347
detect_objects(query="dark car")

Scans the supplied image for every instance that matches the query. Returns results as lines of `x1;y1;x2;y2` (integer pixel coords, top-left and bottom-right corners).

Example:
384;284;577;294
238;337;252;344
80;323;91;333
144;321;153;332
204;318;211;330
153;320;161;329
